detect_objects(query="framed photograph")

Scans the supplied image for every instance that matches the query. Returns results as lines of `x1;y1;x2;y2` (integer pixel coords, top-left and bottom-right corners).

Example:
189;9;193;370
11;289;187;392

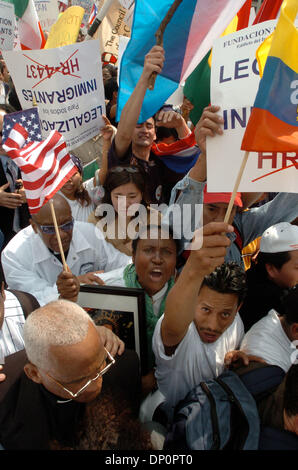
78;285;148;373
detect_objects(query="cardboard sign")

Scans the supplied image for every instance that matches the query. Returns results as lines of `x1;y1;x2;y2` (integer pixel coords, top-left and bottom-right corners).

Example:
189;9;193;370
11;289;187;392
0;1;15;52
34;0;60;33
3;40;105;151
207;20;298;193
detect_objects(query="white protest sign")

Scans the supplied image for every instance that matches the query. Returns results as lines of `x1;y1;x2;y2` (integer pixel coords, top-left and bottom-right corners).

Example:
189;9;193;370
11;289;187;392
34;0;60;33
0;1;15;52
3;40;105;151
207;20;298;193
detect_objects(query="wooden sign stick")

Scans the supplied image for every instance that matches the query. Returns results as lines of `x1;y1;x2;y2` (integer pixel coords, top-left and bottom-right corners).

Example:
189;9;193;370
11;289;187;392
49;199;68;271
224;151;250;224
148;0;183;90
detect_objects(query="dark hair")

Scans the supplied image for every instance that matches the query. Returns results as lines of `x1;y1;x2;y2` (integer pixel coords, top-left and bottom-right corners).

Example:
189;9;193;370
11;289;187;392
284;364;298;417
104;77;118;101
202;262;247;306
131;223;179;256
101;165;148;207
254;251;291;277
0;103;15;114
102;64;118;77
282;285;298;326
62;154;91;207
156;126;178;142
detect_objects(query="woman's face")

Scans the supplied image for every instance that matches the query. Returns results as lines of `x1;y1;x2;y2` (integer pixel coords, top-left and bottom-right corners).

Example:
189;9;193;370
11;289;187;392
111;182;143;215
60;171;82;199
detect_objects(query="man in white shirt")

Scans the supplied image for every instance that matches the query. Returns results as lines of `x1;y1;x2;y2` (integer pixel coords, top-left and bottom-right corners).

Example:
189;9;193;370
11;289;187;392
1;194;131;306
240;286;298;373
149;222;247;421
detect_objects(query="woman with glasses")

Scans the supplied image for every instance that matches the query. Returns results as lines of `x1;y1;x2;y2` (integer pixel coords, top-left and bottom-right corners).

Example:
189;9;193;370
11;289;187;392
88;165;160;256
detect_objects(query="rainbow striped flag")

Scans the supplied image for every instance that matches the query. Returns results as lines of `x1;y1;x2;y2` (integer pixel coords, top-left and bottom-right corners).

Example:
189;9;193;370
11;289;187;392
241;0;298;152
116;0;247;124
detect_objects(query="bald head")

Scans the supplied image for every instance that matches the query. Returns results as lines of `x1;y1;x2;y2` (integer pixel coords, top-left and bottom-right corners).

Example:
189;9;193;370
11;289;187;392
32;194;71;225
23;300;105;402
31;194;73;253
24;299;98;369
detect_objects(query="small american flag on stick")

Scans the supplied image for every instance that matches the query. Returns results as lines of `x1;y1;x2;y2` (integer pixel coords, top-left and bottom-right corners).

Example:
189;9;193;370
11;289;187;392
2;123;77;214
2;108;42;147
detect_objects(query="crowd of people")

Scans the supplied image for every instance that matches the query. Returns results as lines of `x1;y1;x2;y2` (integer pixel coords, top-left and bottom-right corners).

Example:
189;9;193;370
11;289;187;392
0;30;297;452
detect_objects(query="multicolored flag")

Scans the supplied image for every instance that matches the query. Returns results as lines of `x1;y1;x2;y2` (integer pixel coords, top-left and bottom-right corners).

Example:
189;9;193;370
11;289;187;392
241;0;298;153
2;108;42;147
88;3;98;25
116;0;247;123
252;0;283;24
184;0;252;126
6;0;46;50
2;123;77;214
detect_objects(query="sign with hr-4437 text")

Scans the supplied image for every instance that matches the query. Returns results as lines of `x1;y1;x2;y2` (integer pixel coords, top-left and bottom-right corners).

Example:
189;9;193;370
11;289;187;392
3;40;105;151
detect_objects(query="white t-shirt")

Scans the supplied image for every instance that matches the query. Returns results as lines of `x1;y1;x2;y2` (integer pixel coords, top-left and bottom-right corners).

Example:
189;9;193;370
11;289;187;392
240;309;294;373
153;313;244;419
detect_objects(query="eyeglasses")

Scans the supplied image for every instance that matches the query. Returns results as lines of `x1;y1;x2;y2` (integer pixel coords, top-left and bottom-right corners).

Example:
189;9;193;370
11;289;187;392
110;166;139;174
37;217;74;235
45;347;115;399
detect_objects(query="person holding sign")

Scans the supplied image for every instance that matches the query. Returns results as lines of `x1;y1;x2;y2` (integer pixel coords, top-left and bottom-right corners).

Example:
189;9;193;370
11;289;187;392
168;105;298;269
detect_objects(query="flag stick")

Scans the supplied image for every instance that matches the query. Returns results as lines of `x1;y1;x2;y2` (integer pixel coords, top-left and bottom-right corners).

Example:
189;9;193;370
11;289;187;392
49;199;68;271
224;151;250;224
85;0;116;39
148;0;183;90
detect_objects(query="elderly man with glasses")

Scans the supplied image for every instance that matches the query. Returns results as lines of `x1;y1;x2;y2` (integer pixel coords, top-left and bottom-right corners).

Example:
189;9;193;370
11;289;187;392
0;300;145;450
1;193;131;306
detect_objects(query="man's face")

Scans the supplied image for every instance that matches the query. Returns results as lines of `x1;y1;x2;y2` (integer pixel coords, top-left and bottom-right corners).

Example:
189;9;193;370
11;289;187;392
194;285;240;343
132;118;156;149
31;202;73;253
132;230;177;296
267;250;298;288
203;203;237;226
32;322;106;403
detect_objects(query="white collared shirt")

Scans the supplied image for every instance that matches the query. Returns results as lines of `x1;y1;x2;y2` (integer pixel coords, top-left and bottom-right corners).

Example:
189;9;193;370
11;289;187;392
1;222;131;306
0;290;25;359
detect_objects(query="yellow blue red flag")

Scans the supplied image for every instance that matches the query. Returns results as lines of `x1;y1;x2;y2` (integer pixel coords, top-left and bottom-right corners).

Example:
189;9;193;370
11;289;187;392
241;0;298;152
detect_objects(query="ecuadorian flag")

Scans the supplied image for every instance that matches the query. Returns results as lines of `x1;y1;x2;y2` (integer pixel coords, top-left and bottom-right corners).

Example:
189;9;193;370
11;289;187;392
241;0;298;152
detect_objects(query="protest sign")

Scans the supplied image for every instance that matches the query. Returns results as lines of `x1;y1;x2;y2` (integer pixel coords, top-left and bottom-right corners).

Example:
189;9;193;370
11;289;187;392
207;20;298;193
44;5;84;48
0;1;15;52
95;0;130;66
72;0;93;26
34;0;59;33
3;40;105;151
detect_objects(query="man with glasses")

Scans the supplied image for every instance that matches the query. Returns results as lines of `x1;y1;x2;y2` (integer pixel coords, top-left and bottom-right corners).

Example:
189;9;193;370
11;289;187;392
1;193;131;306
0;300;143;450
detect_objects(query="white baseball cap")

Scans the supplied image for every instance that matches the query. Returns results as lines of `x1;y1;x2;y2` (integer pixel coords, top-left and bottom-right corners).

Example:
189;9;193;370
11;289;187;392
260;222;298;253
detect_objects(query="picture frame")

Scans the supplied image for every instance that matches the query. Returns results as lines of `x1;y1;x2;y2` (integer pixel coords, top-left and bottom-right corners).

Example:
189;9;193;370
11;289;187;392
78;285;148;373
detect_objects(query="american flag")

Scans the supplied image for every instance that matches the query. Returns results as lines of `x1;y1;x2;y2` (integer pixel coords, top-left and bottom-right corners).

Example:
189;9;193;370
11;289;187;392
88;3;98;26
2;123;77;214
2;108;42;147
